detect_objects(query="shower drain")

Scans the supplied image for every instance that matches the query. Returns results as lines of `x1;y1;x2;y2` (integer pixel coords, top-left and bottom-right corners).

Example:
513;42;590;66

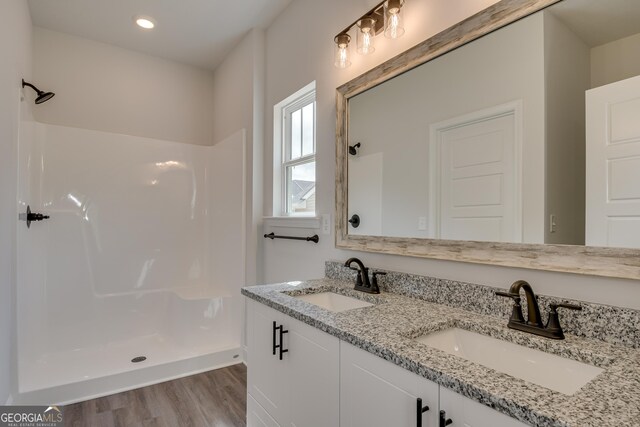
131;356;147;363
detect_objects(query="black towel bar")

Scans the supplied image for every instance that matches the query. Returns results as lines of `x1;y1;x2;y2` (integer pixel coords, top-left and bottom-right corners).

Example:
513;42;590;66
264;232;319;244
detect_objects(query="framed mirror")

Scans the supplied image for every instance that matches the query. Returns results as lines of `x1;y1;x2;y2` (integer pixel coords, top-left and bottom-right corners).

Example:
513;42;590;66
336;0;640;279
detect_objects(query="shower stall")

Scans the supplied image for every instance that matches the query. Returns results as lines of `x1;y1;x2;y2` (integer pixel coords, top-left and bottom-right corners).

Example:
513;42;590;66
15;111;246;404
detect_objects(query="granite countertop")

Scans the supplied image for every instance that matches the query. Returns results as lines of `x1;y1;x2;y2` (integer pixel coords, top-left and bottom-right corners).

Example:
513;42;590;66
241;278;640;427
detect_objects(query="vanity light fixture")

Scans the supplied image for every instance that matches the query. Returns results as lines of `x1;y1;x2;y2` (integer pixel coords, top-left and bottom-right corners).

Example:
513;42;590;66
333;0;406;68
384;0;405;39
357;17;377;55
334;34;352;69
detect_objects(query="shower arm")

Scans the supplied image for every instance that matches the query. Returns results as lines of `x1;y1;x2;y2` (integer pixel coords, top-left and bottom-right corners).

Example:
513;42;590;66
22;80;41;94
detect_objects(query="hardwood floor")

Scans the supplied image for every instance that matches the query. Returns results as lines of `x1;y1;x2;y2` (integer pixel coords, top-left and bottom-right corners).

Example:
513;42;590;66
63;364;247;427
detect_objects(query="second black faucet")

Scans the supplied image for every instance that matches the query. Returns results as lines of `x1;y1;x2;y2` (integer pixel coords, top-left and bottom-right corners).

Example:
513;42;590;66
344;258;384;294
496;280;581;339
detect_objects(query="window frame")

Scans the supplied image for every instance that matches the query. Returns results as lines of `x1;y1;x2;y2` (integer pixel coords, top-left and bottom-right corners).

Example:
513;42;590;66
273;82;317;217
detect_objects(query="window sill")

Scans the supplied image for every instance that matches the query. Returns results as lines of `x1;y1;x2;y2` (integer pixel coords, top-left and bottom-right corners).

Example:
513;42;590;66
263;216;321;229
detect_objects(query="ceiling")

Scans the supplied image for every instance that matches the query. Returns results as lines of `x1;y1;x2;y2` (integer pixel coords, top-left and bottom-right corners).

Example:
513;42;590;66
549;0;640;47
27;0;293;71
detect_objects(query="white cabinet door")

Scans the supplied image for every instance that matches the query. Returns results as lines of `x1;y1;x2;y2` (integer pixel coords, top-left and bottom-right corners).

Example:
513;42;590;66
439;387;529;427
340;342;439;427
287;317;340;427
586;75;640;248
247;394;281;427
247;300;340;427
247;300;288;425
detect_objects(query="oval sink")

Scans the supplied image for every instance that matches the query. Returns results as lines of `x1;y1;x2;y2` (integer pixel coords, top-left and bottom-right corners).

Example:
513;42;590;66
294;292;374;313
415;327;604;395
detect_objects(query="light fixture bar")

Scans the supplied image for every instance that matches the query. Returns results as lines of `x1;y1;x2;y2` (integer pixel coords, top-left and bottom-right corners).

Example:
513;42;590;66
336;0;387;39
333;0;406;68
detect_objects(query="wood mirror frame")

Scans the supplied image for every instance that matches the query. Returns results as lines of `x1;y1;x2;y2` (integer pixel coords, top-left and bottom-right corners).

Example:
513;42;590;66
335;0;640;280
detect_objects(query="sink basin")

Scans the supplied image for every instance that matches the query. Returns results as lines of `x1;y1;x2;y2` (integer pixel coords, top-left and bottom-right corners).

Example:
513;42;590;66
415;328;603;395
294;292;374;313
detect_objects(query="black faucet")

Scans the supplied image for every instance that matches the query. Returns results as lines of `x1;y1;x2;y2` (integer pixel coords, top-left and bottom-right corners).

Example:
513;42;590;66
496;280;581;340
344;258;382;294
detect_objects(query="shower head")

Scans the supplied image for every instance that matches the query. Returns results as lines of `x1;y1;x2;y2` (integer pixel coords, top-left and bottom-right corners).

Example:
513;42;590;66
22;79;55;104
35;91;55;104
349;142;361;156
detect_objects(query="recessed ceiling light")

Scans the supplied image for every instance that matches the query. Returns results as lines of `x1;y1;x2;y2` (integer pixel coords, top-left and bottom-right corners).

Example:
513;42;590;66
134;15;156;30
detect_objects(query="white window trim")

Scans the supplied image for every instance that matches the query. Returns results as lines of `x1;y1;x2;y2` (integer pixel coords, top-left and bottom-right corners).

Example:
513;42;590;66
272;81;316;217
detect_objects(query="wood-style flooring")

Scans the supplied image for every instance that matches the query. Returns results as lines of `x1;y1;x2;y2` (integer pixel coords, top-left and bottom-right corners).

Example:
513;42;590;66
63;364;247;427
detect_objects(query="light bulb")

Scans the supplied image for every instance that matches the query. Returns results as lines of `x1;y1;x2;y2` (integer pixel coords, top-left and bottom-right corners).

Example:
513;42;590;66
384;0;405;39
357;17;376;55
361;30;373;54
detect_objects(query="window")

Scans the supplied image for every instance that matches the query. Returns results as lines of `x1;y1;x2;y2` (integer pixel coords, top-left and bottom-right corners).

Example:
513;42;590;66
274;82;316;216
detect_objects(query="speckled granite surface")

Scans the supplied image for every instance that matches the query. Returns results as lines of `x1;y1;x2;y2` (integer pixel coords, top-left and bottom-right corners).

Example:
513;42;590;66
326;261;640;349
242;277;640;427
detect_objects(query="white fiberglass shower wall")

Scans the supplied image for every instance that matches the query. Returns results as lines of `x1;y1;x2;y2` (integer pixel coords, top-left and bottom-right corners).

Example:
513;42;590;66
16;113;246;404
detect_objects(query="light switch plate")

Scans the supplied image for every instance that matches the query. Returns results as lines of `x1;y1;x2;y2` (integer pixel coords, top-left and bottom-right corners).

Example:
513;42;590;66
418;216;427;231
322;214;331;235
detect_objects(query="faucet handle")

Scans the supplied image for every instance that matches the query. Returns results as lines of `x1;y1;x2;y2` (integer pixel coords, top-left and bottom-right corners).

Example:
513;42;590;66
372;271;386;285
495;291;521;302
546;302;581;339
549;302;582;312
495;291;525;324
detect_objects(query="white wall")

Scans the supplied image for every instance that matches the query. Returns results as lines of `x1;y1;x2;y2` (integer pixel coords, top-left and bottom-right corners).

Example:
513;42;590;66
591;32;640;88
543;11;590;245
261;0;640;310
0;0;32;404
212;29;265;286
32;27;216;146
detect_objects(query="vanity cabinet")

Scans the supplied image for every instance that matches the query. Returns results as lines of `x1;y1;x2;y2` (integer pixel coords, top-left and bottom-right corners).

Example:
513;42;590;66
246;300;340;427
341;343;529;427
247;300;529;427
340;342;439;427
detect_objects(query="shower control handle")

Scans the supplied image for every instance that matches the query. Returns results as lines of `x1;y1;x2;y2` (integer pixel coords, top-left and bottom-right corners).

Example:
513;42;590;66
30;212;50;221
19;205;50;228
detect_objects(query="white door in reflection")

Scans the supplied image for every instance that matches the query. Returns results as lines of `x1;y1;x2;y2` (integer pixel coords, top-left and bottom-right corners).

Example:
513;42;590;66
431;105;521;243
586;75;640;248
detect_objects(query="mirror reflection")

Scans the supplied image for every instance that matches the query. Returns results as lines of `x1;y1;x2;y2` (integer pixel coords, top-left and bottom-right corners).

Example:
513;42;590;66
347;0;640;248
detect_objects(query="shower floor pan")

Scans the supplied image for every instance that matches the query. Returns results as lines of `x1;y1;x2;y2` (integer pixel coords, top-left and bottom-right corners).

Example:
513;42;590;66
15;334;241;405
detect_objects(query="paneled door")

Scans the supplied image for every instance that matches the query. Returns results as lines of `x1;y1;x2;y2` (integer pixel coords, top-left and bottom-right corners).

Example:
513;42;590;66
430;103;522;242
340;342;439;427
586;75;640;248
439;387;529;427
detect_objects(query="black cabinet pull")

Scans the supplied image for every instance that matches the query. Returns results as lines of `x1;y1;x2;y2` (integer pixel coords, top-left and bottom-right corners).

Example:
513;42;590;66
279;325;289;360
271;321;289;360
416;398;430;427
272;321;278;355
439;410;452;427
